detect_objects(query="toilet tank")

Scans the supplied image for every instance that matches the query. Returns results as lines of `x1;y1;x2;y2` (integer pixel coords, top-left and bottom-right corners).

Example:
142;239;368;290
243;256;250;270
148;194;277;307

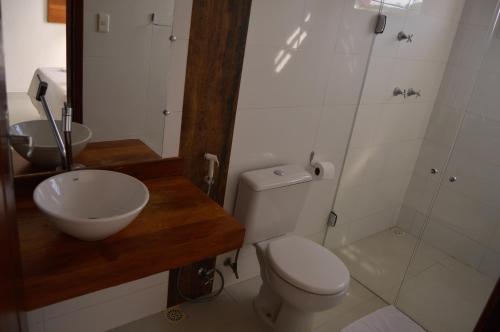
234;165;312;244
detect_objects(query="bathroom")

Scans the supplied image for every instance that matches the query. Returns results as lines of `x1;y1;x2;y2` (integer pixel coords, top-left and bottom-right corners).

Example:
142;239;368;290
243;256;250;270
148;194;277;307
0;0;499;331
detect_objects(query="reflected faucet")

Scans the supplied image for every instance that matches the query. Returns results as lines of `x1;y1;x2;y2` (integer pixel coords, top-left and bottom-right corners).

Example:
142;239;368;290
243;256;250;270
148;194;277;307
35;77;72;170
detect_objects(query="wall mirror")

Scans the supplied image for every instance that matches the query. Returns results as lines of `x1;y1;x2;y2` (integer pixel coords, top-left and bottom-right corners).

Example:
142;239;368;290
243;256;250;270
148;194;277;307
2;0;190;177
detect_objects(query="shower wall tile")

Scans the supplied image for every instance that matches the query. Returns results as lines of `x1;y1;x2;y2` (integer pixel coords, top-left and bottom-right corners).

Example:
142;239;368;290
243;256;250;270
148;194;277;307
396;205;418;233
478;249;500;280
424;104;463;147
436;65;478;111
431;185;499;245
399;14;458;62
411;139;450;180
408;0;466;22
490;225;500;253
335;0;379;55
324;53;370;106
423;220;485;268
461;0;499;27
448;23;490;71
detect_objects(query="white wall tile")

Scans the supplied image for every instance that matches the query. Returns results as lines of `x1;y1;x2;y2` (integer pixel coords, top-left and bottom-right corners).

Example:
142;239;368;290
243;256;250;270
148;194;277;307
295;179;338;236
172;0;193;40
237;46;329;109
408;0;466;22
490;224;500;253
302;0;345;52
166;40;189;114
431;185;499;245
25;272;169;332
245;0;306;47
43;283;167;332
83;55;150;141
398;14;458;62
83;0;188;157
162;111;182;158
42;272;168;320
312;104;357;165
83;0;160;58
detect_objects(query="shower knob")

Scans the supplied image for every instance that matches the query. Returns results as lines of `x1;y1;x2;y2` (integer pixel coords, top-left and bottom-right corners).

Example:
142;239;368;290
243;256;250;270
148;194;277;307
397;31;413;43
393;87;406;98
449;176;457;183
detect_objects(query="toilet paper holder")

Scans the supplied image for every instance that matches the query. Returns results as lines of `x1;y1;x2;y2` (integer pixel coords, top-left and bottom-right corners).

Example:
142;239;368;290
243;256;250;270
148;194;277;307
309;151;316;166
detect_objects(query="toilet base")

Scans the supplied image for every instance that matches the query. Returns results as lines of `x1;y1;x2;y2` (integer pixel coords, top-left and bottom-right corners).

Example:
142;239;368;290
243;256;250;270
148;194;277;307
254;284;315;332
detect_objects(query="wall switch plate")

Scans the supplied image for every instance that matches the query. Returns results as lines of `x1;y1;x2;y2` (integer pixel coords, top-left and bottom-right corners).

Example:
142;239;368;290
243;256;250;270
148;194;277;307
98;13;110;33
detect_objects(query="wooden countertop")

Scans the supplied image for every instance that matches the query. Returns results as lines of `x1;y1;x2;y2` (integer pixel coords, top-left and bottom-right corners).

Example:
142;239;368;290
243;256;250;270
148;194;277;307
13;139;161;177
16;159;245;310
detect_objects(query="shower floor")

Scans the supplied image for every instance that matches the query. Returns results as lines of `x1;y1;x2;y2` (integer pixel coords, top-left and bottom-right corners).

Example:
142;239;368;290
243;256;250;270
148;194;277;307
334;227;496;332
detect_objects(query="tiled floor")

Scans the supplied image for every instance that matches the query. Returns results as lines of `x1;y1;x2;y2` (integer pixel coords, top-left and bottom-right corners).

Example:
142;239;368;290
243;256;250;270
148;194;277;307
334;227;496;332
112;277;387;332
113;227;496;332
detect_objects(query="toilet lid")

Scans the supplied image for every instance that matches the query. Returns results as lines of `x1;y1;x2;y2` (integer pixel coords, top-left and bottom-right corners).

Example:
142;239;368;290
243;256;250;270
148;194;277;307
267;235;350;295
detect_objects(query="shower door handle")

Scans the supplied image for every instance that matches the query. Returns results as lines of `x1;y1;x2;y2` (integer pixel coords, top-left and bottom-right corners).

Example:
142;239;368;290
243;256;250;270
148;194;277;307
449;176;457;183
430;168;439;174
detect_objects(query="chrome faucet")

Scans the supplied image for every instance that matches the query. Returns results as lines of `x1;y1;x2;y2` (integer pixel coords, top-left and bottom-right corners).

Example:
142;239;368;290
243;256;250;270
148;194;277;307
35;78;72;170
406;88;421;98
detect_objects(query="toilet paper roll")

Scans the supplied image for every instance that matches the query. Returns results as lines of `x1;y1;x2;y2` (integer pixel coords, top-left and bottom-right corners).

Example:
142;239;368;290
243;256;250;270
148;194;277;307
312;161;335;180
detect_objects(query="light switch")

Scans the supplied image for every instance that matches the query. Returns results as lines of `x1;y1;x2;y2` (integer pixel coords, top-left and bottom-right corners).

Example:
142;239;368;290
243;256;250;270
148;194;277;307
98;13;110;33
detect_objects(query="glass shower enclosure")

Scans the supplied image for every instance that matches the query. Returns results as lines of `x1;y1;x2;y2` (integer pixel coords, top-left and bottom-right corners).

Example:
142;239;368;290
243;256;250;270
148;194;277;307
324;0;500;331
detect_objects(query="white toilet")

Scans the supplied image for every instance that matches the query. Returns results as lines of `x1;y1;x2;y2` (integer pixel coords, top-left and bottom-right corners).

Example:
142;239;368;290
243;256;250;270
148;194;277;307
234;165;350;332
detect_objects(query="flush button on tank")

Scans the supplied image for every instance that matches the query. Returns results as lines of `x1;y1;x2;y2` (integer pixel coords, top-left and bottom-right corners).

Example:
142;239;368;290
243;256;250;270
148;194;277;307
273;169;285;176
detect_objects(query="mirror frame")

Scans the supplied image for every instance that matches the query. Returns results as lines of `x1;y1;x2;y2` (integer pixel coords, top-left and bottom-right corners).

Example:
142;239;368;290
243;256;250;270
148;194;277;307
66;0;83;124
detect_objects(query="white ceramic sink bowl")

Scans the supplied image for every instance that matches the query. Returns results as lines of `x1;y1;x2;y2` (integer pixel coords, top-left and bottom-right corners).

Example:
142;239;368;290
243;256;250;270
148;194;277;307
33;170;149;241
10;120;92;168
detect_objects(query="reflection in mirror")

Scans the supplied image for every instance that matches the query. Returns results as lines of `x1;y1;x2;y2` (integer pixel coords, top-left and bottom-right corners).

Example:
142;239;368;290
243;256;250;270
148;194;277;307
83;0;176;155
1;1;66;126
2;0;190;176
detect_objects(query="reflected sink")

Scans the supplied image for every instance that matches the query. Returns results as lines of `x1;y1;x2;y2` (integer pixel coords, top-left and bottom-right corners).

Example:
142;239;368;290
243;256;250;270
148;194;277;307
34;170;149;241
10;120;92;168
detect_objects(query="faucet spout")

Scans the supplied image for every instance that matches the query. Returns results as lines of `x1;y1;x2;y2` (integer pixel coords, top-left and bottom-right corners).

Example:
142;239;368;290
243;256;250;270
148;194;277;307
36;79;70;170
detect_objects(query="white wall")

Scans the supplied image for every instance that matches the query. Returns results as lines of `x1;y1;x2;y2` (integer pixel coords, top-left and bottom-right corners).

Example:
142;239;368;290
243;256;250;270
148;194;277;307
1;0;66;93
83;0;190;157
398;0;500;280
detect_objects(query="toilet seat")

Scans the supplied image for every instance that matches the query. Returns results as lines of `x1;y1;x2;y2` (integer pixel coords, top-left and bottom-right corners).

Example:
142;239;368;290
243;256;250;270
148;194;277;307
266;235;349;295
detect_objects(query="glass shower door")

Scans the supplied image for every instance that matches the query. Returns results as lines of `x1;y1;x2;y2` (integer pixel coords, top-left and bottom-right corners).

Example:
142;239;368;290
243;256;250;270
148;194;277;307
323;0;451;304
396;18;500;331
